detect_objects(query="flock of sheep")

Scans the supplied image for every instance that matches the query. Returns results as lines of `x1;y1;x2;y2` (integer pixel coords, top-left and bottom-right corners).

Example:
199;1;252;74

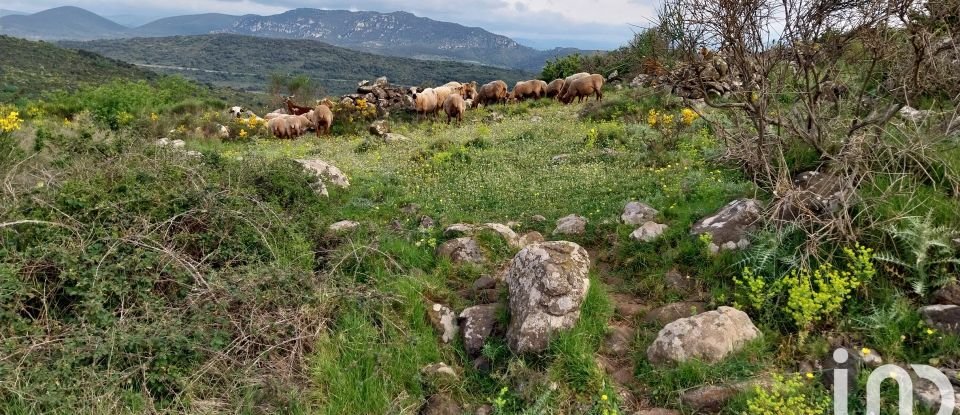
228;72;605;139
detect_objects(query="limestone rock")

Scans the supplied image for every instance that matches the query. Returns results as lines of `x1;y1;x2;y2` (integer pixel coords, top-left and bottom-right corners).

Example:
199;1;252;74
506;241;591;353
646;306;760;365
622;201;659;225
690;199;762;253
554;214;587;236
630;222;668;242
427;303;458;343
296;159;350;197
328;220;360;233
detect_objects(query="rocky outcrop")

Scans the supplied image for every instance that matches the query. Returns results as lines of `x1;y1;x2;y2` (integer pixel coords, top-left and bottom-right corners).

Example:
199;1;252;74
646;306;760;365
506;241;591;353
296;159;350;197
691;199;762;253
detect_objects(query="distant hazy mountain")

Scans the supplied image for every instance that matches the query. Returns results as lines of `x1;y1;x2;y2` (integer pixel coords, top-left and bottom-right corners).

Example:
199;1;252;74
0;9;27;18
0;6;129;40
0;6;591;71
107;14;160;28
133;13;241;37
58;34;533;94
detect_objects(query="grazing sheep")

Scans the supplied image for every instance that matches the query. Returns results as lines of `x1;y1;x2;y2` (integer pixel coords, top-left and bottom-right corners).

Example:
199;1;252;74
432;86;459;110
559;74;605;104
267;116;292;138
308;104;334;136
443;94;466;125
462;81;478;102
267;114;309;139
476;80;508;106
413;88;440;120
545;79;565;98
557;72;590;99
510;80;545;101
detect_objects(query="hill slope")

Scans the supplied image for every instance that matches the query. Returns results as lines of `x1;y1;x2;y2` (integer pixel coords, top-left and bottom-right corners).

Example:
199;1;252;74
0;35;155;102
0;6;129;40
133;13;241;37
58;34;533;94
219;9;584;71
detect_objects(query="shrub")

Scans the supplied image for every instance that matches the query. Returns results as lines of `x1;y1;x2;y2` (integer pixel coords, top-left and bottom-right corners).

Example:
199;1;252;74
874;214;960;297
745;373;829;415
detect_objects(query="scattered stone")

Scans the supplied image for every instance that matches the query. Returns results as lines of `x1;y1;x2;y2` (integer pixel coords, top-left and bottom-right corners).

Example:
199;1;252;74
483;223;522;248
472;356;492;372
419;216;436;229
680;384;739;413
328;220;360;233
473;276;497;291
630;74;653;88
622;202;659;225
646;306;760;365
530;116;543;122
643;302;706;326
518;231;545;248
185;150;202;157
420;393;460;415
436;237;486;265
296;159;350;197
170;139;186;148
444;223;478;237
402;203;420;215
664;269;695;293
603;324;635;358
912;375;960;413
368;120;390;136
506;242;591;353
610;293;647;320
383;133;410;143
506;221;521;229
551;154;571;164
920;305;960;334
485;112;504;123
554;214;587;236
690;199;762;253
421;362;458;382
155;137;170;146
531;215;547;223
460;304;499;357
630;222;668;242
934;282;960;306
899;105;931;123
856;347;883;367
475;404;494;415
427;303;458;343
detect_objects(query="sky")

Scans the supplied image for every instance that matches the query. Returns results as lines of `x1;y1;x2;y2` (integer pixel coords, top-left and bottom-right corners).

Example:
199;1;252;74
0;0;660;50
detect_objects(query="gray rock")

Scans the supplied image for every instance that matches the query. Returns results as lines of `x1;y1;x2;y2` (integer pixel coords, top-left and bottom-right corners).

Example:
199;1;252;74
603;324;634;358
473;276;497;291
296;159;350;197
419;216;436;229
506;241;591;353
900;105;931;122
912;375;960;413
436;237;486;265
934;282;960;306
420;393;460;415
483;222;521;248
170;139;186;148
664;269;695;293
444;223;478;237
643;301;706;326
531;215;547;223
630;222;668;242
554;214;587;236
646;306;760;365
680;385;738;413
691;199;762;253
459;304;499;356
328;220;360;233
368;120;390;136
421;362;458;382
155;137;170;146
427;303;458;343
383;133;410;143
636;409;681;415
921;304;960;334
622;201;659;225
518;231;545;248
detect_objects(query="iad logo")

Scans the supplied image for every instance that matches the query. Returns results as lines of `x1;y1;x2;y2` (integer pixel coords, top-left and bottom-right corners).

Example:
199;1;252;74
831;348;955;414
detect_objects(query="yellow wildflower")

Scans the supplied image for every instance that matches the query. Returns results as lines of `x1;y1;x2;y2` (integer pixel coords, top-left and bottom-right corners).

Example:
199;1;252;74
150;112;159;122
238;129;248;138
647;109;658;127
601;394;608;401
681;108;699;126
0;111;23;133
861;347;871;355
805;372;814;379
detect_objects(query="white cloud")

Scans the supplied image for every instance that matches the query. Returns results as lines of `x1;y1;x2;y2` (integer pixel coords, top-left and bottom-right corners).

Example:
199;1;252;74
3;0;661;49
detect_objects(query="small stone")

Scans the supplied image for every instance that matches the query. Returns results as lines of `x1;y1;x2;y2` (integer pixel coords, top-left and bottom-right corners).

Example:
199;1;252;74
934;282;960;306
427;303;458;343
531;215;547;223
643;302;706;326
680;384;739;413
472;356;492;373
421;394;460;415
459;304;499;357
155;137;170;146
328;220;360;232
170;139;186;148
621;201;659;225
419;216;436;229
630;222;668;242
603;324;634;358
473;276;497;291
610;293;647;320
554;214;587;235
436;237;486;265
368;120;390;136
636;409;681;415
421;362;458;381
664;269;695;293
443;223;478;237
383;133;409;143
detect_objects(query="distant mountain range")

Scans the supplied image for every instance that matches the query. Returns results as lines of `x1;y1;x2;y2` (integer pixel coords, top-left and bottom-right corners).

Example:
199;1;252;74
0;6;596;71
58;34;532;95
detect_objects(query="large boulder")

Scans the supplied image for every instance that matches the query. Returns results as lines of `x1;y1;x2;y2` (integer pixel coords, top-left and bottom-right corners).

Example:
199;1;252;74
436;237;486;265
690;199;762;253
459;304;500;357
506;241;591;353
646;306;760;365
296;159;350;197
622;201;659;225
554;214;588;236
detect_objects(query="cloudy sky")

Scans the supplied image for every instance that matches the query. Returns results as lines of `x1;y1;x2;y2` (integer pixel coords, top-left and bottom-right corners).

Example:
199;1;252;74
2;0;659;49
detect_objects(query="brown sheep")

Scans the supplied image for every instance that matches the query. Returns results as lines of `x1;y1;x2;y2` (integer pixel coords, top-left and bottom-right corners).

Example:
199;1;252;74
443;94;466;125
556;72;590;99
559;74;604;104
476;80;508;106
510;80;545;101
413;88;439;120
433;86;460;110
308;104;334;136
545;79;565;98
462;81;478;101
267;115;294;139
